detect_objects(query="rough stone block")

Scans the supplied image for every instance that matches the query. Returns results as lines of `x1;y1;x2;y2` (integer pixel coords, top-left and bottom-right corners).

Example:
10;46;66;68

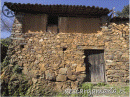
54;82;63;92
76;66;86;72
71;81;78;89
45;70;55;81
59;68;67;74
56;74;67;82
77;74;86;82
39;63;46;71
68;75;77;81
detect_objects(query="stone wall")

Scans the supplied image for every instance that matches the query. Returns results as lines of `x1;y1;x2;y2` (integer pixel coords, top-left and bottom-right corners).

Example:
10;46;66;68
8;15;129;92
103;23;129;83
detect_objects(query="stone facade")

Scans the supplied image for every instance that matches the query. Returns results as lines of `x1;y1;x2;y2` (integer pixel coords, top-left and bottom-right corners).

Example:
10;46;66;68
8;14;129;92
103;23;129;83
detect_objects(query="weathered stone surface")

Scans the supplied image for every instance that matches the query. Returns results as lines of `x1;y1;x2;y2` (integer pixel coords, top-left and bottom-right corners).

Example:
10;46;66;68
56;74;67;82
52;63;60;70
72;64;77;67
37;54;42;58
71;81;78;89
54;82;63;92
39;39;43;42
45;70;55;81
67;69;72;76
76;66;86;72
62;82;69;90
59;68;67;74
28;70;39;78
68;75;77;81
39;63;46;71
77;74;86;81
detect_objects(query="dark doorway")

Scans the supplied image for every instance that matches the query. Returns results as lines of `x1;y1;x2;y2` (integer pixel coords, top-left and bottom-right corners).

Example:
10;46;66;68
46;15;59;33
84;49;105;82
47;15;58;25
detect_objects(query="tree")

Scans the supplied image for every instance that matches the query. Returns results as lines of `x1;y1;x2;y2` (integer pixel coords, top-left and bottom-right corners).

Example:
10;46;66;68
116;4;129;18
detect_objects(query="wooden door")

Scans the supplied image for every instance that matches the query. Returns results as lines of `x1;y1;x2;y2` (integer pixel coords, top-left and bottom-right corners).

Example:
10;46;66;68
84;50;105;82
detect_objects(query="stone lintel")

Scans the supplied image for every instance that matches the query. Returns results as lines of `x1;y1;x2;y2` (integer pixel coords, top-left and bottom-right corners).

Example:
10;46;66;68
77;45;104;50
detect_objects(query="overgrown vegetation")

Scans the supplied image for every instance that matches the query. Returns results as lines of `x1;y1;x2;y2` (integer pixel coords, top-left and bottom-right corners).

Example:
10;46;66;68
0;38;11;47
1;37;11;62
1;57;56;96
1;37;57;96
1;37;30;96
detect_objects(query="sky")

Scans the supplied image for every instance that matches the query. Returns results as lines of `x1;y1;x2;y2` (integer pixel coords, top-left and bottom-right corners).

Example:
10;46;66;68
1;0;129;38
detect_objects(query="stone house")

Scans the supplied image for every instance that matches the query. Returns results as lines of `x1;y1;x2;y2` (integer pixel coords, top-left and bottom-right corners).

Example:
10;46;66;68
5;2;129;91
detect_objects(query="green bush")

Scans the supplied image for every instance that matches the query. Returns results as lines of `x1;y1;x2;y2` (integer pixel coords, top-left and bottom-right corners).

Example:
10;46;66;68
1;56;10;70
0;38;11;47
1;38;11;62
124;86;129;94
12;65;22;73
116;4;129;18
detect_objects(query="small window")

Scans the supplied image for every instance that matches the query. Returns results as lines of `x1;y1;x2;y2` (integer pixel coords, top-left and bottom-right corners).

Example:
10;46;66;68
63;48;67;51
47;15;58;25
20;45;24;50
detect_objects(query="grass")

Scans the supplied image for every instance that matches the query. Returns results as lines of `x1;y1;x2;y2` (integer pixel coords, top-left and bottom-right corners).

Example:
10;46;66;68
56;82;129;97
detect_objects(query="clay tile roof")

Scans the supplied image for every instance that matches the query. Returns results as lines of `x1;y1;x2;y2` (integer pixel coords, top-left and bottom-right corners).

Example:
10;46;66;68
4;2;110;17
110;17;129;22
